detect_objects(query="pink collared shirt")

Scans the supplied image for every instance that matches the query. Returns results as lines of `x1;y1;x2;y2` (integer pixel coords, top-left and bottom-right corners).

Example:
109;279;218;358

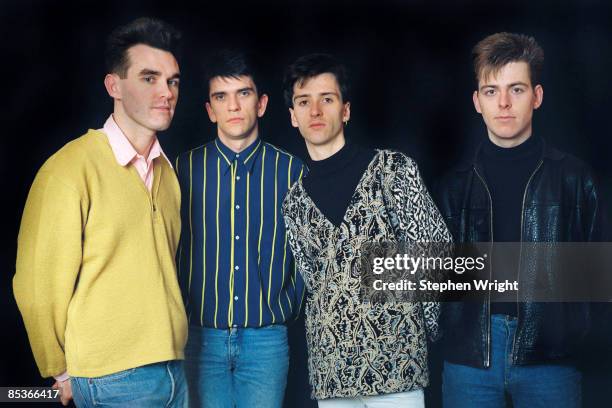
101;115;172;191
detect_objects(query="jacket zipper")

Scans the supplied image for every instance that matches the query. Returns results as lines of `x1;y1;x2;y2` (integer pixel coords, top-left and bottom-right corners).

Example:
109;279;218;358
474;166;493;368
512;159;543;363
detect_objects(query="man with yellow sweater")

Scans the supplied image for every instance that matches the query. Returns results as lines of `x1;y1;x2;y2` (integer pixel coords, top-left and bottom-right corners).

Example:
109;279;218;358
13;17;188;407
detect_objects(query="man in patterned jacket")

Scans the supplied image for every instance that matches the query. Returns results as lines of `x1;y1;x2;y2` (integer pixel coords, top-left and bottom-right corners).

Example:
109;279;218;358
281;53;452;408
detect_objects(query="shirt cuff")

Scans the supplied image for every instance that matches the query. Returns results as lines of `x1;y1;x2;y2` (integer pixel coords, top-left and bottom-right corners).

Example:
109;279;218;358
54;371;70;382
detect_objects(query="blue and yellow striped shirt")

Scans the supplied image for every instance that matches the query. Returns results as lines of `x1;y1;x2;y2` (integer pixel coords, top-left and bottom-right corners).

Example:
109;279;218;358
175;138;306;328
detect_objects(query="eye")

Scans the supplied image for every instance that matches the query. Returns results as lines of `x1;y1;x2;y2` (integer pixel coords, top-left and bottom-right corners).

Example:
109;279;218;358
214;94;225;101
322;97;334;103
512;87;524;94
144;76;155;83
297;100;308;107
483;89;496;96
239;90;251;97
168;78;180;87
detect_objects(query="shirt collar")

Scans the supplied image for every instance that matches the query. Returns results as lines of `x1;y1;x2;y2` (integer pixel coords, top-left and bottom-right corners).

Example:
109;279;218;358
101;114;172;168
214;137;262;174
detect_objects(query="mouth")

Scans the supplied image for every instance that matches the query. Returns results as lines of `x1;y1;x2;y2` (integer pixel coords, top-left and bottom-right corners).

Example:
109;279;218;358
227;118;244;124
309;122;325;129
152;106;171;113
495;116;515;121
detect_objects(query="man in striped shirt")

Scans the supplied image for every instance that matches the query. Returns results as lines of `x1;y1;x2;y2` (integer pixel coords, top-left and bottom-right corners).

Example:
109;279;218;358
175;50;305;407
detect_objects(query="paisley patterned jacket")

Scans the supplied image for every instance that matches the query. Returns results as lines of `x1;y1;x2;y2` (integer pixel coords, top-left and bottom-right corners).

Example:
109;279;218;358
282;150;452;400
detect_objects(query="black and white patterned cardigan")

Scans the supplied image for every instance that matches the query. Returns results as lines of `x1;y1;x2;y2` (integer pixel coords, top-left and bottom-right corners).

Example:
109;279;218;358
282;150;452;400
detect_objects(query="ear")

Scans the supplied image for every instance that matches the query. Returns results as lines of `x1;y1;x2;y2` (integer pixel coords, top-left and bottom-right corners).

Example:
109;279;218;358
342;102;351;123
104;74;122;99
257;94;269;118
533;84;544;110
289;108;299;128
205;101;217;123
472;90;482;114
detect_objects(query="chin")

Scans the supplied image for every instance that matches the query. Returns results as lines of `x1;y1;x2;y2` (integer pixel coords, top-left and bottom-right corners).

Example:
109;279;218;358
304;134;331;146
152;122;172;132
223;131;248;140
492;128;520;140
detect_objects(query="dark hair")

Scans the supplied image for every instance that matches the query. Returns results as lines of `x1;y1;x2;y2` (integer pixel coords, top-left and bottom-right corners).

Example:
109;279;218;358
283;53;350;107
472;32;544;86
105;17;182;78
202;50;262;100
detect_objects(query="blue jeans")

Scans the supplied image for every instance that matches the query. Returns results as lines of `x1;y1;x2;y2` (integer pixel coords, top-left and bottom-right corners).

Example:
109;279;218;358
443;314;581;408
71;360;188;408
184;325;289;408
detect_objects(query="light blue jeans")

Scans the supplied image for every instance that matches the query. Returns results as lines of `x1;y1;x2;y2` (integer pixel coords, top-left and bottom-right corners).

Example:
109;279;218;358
185;324;289;408
443;314;581;408
70;360;188;407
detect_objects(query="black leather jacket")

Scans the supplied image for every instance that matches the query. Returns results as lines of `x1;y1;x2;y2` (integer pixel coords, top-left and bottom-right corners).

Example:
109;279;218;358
434;140;603;367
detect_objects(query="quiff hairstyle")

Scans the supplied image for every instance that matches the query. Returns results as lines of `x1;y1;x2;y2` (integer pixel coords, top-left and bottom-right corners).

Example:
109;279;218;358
472;32;544;86
105;17;182;78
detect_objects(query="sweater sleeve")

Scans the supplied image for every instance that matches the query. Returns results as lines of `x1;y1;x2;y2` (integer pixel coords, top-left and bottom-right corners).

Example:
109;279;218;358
382;151;453;341
288;160;307;318
282;191;316;295
14;170;84;378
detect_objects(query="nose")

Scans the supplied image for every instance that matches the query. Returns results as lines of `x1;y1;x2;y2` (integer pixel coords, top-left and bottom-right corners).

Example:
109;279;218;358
228;94;240;112
498;90;511;109
158;81;174;101
309;101;322;117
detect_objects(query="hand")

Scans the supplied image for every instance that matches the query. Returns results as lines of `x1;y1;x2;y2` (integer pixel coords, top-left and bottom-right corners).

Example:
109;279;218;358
52;379;73;406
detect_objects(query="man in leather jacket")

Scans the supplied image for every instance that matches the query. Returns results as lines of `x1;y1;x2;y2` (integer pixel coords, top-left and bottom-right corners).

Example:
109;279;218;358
434;32;604;408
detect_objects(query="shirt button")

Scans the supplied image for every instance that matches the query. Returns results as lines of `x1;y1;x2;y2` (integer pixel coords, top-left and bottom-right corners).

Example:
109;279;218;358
234;296;239;301
235;235;240;240
236;176;241;181
235;266;240;270
236;153;240;158
232;324;237;328
235;205;240;210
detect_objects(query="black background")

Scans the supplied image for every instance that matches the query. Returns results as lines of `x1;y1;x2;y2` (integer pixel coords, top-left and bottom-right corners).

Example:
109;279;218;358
2;0;611;406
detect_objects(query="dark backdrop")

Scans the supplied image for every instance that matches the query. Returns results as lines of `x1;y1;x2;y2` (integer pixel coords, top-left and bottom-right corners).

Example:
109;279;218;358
2;0;611;406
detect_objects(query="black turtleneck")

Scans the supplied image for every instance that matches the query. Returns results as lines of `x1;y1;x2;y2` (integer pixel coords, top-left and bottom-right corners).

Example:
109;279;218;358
480;135;543;316
481;135;543;242
302;142;376;227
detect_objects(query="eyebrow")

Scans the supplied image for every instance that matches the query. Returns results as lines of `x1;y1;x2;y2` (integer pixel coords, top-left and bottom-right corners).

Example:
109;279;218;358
292;91;339;101
138;69;181;79
480;82;529;91
210;87;255;98
139;69;161;76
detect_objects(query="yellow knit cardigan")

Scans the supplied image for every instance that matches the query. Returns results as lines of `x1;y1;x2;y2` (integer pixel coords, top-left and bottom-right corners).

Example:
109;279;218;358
14;129;187;378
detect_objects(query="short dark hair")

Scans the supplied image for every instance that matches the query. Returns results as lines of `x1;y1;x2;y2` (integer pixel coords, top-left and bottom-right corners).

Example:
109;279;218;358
202;50;262;100
283;53;350;107
472;32;544;86
105;17;182;78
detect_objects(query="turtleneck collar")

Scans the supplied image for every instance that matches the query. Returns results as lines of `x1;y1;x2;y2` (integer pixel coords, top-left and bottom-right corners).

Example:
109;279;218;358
481;135;542;160
306;142;360;179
